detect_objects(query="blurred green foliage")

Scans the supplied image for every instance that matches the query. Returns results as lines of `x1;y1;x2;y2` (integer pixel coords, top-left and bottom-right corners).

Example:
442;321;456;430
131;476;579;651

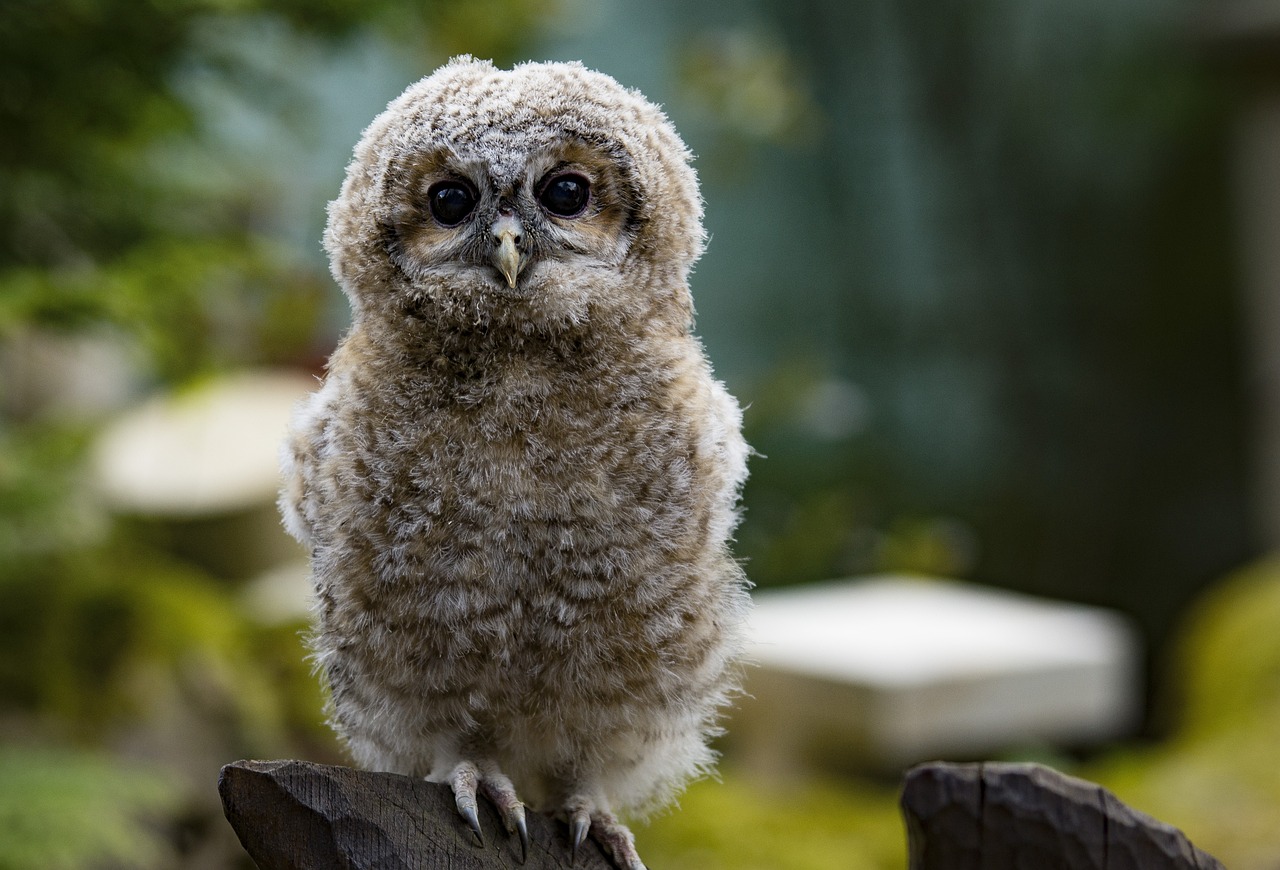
0;540;294;741
0;747;177;870
0;424;101;557
0;239;323;381
1089;558;1280;869
0;437;326;863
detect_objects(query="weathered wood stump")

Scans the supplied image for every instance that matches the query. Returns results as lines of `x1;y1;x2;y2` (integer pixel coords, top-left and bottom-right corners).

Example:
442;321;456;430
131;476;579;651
219;758;1226;869
218;759;612;869
900;762;1225;870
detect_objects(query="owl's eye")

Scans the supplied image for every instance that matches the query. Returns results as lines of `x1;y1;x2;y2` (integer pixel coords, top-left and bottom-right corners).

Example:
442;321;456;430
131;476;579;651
427;180;477;226
539;173;590;218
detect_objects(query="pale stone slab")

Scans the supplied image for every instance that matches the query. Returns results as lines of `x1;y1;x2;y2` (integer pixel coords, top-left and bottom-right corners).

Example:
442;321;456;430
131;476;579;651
93;370;315;516
738;576;1140;769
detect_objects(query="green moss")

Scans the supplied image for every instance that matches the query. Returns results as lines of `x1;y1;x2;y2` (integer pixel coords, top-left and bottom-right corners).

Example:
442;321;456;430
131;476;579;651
1174;557;1280;738
635;769;905;870
1088;558;1280;869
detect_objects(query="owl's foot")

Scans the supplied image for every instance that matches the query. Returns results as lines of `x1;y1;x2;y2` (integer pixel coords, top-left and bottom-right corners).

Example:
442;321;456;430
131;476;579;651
446;761;529;862
563;799;646;870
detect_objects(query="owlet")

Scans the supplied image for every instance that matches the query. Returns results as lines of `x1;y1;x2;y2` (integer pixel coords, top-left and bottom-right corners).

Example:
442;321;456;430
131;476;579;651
279;57;751;870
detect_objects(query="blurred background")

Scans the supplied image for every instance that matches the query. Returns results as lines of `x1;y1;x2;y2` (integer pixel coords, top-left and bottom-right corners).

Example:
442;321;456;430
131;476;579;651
3;0;1280;867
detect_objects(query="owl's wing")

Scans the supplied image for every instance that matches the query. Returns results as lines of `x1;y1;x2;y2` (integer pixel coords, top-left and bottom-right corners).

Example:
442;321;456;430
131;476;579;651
278;379;338;551
700;373;751;547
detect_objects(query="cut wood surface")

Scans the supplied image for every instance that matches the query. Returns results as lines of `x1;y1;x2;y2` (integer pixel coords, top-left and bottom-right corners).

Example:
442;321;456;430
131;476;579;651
900;761;1225;870
218;759;612;870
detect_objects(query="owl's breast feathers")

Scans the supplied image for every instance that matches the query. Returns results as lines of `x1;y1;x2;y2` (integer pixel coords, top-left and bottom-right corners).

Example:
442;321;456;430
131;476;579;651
286;322;746;665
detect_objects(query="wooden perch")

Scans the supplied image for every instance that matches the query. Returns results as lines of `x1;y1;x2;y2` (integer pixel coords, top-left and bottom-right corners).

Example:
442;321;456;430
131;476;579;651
900;761;1225;870
218;759;613;870
220;758;1227;869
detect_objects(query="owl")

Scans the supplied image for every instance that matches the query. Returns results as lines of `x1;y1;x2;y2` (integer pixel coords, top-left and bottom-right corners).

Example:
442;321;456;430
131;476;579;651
279;57;750;870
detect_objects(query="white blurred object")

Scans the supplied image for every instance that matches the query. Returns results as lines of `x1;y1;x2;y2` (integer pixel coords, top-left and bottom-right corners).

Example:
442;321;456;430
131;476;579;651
92;370;315;580
242;560;313;625
94;370;315;516
737;575;1141;772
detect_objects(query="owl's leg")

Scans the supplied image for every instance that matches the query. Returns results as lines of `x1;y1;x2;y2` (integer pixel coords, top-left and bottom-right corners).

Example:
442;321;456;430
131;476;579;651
562;794;646;870
443;760;530;862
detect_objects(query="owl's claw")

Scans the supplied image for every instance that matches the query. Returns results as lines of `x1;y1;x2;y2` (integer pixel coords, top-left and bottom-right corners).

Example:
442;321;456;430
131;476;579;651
447;762;486;846
479;772;527;862
569;809;591;863
563;803;647;870
513;803;529;863
596;822;646;870
446;762;530;859
457;796;484;846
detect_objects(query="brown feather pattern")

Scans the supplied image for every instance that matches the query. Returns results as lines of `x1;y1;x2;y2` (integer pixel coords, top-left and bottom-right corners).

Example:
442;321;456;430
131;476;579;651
279;58;751;836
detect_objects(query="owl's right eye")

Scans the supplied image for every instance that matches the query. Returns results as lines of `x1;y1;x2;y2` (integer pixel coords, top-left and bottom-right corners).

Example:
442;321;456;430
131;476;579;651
427;181;477;226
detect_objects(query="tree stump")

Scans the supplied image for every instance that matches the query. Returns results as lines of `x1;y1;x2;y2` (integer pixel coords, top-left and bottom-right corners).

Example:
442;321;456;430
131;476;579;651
218;759;613;869
900;761;1225;870
220;758;1228;869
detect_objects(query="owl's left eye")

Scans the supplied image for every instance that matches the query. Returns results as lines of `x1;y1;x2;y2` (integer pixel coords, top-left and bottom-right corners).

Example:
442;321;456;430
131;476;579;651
539;173;590;218
427;180;477;226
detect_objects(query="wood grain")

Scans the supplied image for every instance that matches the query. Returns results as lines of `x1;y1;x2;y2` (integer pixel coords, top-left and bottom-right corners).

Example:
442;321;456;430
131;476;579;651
218;759;614;869
901;761;1224;870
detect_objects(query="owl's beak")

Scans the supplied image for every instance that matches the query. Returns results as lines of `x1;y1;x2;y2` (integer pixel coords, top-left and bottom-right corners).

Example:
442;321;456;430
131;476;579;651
490;214;526;289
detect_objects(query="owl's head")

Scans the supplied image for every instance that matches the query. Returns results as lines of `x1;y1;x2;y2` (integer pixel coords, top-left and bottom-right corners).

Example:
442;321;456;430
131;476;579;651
326;57;705;337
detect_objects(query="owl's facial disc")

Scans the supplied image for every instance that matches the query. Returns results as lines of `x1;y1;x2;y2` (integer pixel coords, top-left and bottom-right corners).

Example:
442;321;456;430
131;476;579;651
490;211;526;289
384;142;633;307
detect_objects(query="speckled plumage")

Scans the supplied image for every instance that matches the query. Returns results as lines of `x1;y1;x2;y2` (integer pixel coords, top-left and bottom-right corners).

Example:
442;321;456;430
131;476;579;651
279;57;750;868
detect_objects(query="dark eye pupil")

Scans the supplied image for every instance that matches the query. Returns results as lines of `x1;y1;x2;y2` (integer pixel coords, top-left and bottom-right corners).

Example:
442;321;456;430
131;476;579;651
428;181;476;226
540;174;589;217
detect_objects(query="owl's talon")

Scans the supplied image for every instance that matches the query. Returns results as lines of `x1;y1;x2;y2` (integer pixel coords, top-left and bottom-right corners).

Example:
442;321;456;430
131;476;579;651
458;800;484;846
513;804;529;862
583;809;647;870
475;770;527;860
569;810;590;863
449;763;485;846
